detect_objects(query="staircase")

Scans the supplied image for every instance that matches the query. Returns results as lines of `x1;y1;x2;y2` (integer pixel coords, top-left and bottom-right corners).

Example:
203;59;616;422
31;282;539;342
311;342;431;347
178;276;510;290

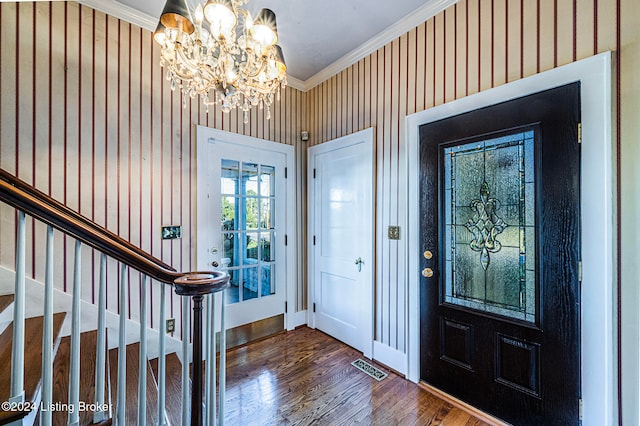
0;294;193;425
0;169;230;425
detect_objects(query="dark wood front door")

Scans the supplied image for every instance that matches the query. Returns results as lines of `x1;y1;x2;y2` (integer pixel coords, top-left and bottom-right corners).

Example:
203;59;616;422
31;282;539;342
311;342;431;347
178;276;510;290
419;83;581;424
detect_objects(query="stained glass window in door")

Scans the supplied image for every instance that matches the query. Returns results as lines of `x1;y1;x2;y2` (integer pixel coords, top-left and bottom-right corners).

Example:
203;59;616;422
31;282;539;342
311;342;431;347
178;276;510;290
443;129;536;322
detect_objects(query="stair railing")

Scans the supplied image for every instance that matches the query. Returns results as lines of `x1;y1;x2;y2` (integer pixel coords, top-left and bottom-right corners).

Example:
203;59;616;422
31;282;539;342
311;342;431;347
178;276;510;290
0;170;229;426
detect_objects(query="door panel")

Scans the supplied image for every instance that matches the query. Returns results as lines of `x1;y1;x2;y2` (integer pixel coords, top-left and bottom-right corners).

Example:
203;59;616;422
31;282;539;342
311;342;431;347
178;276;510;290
419;83;581;424
309;130;374;356
198;138;287;329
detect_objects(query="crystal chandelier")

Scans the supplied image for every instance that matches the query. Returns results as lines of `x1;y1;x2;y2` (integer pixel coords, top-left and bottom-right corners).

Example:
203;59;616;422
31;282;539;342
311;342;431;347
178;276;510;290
154;0;287;122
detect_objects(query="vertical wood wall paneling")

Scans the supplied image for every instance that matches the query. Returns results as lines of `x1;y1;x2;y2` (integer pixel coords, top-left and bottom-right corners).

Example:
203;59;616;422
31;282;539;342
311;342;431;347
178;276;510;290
507;0;522;82
0;2;305;343
305;0;624;356
33;3;49;283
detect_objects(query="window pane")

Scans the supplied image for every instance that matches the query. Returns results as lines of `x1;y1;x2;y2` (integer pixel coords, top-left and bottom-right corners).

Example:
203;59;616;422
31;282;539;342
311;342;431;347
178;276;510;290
260;233;274;262
245;197;259;230
221;196;237;230
443;129;536;323
260;264;275;297
225;269;241;305
260;165;275;197
242;162;259;195
221;160;239;195
243;267;259;301
222;232;238;268
244;232;259;263
260;198;274;229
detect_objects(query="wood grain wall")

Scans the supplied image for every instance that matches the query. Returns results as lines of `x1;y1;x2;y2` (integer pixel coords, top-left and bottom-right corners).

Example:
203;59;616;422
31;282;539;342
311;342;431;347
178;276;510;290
305;0;623;356
0;1;306;340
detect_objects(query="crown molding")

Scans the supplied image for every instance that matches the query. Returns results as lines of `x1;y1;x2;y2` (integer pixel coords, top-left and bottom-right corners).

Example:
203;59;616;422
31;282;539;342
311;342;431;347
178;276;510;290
75;0;457;93
77;0;157;32
285;76;305;92
301;0;458;92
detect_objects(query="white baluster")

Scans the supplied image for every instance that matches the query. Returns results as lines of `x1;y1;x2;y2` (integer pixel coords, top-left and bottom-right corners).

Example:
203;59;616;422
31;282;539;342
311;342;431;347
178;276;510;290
94;253;108;423
10;211;26;406
218;294;226;426
40;226;54;426
138;274;148;425
68;240;82;426
181;297;190;426
207;294;217;425
116;264;128;424
157;283;167;426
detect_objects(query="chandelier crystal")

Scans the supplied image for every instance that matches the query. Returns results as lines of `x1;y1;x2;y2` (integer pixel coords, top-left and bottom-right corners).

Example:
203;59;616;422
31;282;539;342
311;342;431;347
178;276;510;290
154;0;287;122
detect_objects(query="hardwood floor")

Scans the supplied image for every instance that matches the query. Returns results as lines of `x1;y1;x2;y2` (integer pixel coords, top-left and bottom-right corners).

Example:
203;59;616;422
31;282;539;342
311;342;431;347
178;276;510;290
224;326;492;425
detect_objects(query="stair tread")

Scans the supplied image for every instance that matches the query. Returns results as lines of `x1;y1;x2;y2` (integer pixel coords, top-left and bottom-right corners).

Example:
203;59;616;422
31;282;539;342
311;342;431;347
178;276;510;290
48;330;112;426
109;342;159;424
150;352;185;426
0;295;13;316
0;312;66;423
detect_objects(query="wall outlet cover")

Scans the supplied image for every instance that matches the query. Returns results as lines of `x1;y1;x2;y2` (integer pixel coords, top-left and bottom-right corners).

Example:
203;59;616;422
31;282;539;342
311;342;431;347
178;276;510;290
166;318;176;333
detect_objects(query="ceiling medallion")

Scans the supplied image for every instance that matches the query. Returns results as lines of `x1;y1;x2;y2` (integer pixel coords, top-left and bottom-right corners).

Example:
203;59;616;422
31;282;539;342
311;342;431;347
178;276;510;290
154;0;287;122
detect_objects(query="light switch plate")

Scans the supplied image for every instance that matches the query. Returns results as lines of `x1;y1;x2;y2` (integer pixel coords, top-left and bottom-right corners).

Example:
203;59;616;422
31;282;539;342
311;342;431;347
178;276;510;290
162;225;182;240
388;226;400;240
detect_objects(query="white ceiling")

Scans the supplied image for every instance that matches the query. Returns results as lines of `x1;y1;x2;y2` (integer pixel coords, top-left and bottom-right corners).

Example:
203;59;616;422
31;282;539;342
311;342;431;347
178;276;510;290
80;0;455;90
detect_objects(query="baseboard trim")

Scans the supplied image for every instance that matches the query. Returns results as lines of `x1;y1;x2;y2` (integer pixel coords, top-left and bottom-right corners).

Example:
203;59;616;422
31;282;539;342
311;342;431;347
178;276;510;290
418;382;511;426
287;309;307;330
373;341;406;376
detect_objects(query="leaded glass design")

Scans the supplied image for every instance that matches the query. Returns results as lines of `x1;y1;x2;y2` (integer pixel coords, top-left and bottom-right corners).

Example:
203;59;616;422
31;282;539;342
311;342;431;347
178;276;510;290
221;160;276;305
443;130;536;322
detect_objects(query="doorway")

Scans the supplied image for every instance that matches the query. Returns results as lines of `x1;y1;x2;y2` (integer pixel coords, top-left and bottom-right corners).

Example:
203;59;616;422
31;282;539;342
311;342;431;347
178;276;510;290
196;127;296;330
406;52;614;424
308;128;374;357
420;83;580;424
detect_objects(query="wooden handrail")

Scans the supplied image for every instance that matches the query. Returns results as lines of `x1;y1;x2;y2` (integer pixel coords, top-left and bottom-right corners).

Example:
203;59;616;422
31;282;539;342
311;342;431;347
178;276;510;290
0;169;228;425
0;169;176;272
0;170;227;290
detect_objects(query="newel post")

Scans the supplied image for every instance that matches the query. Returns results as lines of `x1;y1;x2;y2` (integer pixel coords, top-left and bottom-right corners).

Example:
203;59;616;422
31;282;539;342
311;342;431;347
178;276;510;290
174;272;229;426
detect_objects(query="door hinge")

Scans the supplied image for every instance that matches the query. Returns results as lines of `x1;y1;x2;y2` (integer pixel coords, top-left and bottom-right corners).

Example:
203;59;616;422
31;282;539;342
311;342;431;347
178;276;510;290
313;168;316;179
579;398;583;421
285;235;288;246
578;261;583;282
578;123;582;144
313;303;316;313
285;301;288;313
285;167;288;178
313;235;316;245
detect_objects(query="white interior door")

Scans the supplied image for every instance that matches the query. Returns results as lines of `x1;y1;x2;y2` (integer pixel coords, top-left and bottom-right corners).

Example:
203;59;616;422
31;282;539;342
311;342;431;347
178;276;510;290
197;127;295;330
308;128;374;357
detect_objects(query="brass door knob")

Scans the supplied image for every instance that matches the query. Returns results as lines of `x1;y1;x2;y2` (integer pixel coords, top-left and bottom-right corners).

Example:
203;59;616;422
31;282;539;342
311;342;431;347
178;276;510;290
422;268;433;278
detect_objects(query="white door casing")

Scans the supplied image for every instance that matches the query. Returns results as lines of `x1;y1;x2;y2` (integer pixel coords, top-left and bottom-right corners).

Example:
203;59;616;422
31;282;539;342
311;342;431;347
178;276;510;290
308;128;374;358
196;126;297;331
405;52;613;425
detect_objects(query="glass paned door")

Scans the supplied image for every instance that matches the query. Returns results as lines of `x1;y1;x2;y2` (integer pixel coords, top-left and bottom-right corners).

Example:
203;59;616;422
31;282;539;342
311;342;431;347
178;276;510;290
196;129;289;330
221;160;277;305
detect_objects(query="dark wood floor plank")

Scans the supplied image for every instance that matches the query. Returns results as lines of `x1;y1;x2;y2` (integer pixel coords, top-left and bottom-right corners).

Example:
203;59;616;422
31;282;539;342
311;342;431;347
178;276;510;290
0;295;13;316
223;327;492;425
108;343;158;425
0;313;65;424
50;331;111;426
149;352;183;426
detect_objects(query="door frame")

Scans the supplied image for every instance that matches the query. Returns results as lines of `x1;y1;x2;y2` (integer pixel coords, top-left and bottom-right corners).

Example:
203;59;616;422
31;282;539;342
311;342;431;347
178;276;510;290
405;52;613;424
195;126;298;331
307;127;375;359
